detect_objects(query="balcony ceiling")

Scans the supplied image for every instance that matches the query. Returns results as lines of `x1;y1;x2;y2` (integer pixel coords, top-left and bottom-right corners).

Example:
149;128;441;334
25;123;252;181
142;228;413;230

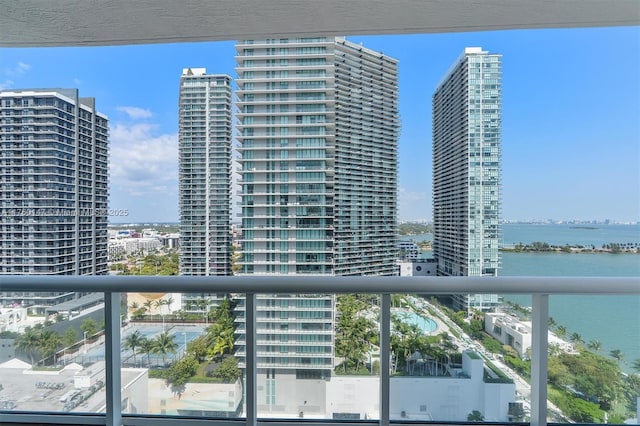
1;0;639;47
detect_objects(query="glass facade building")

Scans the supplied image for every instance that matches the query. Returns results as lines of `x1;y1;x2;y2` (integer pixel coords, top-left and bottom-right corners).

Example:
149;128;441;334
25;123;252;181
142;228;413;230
178;69;233;277
0;89;109;311
234;37;399;403
235;37;399;277
432;47;502;311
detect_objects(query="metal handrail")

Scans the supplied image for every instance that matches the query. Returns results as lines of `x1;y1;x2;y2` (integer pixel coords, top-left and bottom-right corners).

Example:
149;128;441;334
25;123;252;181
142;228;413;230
0;275;637;426
0;275;637;294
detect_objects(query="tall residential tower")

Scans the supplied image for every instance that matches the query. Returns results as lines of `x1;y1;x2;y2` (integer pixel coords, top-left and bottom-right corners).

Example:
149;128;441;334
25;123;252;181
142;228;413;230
0;89;109;310
178;69;233;277
234;37;399;408
432;47;502;311
236;37;399;277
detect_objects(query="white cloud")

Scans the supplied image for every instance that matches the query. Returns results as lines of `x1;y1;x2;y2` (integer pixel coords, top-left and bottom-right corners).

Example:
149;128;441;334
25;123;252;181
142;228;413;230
5;62;30;77
73;78;83;85
116;106;153;119
109;122;177;197
0;79;14;90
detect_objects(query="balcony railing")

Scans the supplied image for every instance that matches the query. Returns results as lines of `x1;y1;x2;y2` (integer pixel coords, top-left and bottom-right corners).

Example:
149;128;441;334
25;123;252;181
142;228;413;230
0;275;637;426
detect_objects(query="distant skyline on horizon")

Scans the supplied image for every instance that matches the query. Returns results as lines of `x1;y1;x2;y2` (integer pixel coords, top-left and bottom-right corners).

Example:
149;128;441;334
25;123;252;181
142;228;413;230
2;27;638;223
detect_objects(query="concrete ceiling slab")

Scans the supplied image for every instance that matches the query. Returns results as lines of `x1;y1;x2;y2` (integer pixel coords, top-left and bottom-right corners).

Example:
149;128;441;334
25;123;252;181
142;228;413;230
1;0;638;47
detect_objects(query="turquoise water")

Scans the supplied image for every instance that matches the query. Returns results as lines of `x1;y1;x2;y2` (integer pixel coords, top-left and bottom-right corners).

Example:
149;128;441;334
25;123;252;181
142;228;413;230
394;309;438;333
402;224;640;371
500;225;639;373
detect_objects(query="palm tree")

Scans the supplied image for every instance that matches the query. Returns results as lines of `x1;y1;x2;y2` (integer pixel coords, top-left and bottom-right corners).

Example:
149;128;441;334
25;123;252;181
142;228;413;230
152;332;178;367
14;327;42;366
39;330;62;365
548;316;557;330
587;339;602;353
569;332;583;347
139;337;155;367
123;330;144;366
632;358;640;373
610;349;624;365
143;299;155;316
555;325;568;339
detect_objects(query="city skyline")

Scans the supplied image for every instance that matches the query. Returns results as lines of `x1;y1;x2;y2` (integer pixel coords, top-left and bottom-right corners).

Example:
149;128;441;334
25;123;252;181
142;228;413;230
1;26;638;223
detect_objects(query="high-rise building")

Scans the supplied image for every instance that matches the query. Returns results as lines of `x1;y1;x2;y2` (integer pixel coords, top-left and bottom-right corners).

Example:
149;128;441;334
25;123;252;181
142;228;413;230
0;89;109;310
236;38;398;276
432;47;502;312
178;69;233;277
234;37;399;391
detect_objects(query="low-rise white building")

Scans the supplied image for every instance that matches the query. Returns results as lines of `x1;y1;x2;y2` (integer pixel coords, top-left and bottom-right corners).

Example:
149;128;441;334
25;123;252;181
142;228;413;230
485;312;575;358
398;241;420;260
325;352;515;422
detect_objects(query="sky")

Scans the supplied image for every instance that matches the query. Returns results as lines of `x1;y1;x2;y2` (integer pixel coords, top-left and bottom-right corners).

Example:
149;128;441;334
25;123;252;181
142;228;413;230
1;26;639;223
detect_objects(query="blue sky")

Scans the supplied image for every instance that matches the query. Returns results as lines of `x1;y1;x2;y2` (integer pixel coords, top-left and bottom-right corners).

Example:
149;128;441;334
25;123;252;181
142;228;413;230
1;27;638;223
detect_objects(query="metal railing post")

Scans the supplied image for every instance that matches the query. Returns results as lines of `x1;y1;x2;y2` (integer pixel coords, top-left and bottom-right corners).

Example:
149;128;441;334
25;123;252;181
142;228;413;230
246;292;257;426
380;293;391;426
531;294;549;426
105;291;122;426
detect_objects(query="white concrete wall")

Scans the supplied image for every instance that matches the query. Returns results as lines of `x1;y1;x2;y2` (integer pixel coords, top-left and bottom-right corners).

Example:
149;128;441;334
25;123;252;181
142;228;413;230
484;382;516;421
259;371;326;417
326;376;378;419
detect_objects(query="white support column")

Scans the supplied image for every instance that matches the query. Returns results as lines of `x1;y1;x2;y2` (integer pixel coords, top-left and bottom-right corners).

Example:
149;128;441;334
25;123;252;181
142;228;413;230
105;292;122;426
246;293;257;426
380;294;391;426
531;294;549;426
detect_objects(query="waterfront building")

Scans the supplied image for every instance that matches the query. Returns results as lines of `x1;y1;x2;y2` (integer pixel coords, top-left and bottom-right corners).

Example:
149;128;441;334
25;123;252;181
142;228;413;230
397;241;420;261
0;89;109;311
432;47;502;311
234;37;399;406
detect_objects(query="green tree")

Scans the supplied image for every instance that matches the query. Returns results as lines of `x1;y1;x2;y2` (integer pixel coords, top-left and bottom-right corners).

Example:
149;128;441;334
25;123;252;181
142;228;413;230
80;318;98;338
610;349;624;365
230;245;242;275
587;339;602;353
139;337;155;367
186;335;209;362
123;330;145;366
143;299;155;316
467;410;484;421
14;327;42;366
152;332;178;367
165;356;198;397
63;327;78;351
213;356;241;383
569;332;584;347
555;325;568;339
631;358;640;373
39;330;62;365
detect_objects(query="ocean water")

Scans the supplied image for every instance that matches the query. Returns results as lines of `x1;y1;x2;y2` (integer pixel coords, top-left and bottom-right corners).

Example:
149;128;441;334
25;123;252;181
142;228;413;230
501;224;639;372
401;224;640;370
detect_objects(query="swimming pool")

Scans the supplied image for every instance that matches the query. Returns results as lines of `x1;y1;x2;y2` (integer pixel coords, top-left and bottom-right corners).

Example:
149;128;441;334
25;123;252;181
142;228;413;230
393;309;438;334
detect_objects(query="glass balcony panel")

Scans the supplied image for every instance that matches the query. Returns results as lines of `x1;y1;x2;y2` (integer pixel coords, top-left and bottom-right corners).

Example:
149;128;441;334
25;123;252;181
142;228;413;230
0;291;105;413
544;295;640;425
389;293;522;423
251;292;380;421
121;292;244;418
